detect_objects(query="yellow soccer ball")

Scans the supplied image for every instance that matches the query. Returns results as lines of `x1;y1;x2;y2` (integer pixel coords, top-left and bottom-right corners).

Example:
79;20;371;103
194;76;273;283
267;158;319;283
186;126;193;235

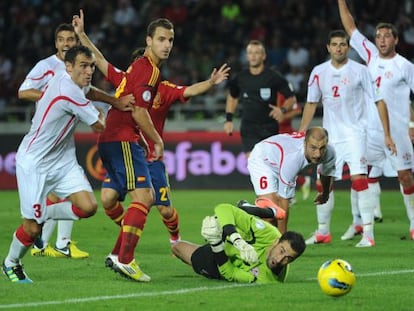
317;259;356;297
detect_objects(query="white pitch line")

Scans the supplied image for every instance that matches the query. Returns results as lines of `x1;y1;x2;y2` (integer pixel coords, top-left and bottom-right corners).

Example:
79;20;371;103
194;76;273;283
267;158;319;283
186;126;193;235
2;269;414;309
0;283;253;309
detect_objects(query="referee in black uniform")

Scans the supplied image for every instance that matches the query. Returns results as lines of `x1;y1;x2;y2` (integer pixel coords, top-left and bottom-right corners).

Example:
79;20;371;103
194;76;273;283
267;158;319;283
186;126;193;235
224;40;297;157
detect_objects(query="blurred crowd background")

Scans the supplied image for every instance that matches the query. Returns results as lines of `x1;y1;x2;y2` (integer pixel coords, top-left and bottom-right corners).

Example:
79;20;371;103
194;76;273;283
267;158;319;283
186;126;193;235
1;0;413;122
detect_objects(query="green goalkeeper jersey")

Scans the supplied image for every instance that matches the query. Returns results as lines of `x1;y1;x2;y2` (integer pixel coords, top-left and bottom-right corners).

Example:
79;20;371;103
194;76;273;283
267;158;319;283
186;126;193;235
214;203;283;284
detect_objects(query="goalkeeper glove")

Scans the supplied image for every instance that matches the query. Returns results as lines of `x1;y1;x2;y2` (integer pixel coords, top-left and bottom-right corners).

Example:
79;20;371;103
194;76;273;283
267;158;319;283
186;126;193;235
228;232;258;264
201;215;224;252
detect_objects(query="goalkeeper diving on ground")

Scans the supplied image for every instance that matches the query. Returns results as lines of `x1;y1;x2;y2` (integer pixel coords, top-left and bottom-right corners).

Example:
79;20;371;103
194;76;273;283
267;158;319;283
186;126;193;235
172;202;306;283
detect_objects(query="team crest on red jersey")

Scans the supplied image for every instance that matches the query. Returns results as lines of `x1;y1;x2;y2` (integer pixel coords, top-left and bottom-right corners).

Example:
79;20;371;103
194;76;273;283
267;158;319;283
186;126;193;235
142;90;152;102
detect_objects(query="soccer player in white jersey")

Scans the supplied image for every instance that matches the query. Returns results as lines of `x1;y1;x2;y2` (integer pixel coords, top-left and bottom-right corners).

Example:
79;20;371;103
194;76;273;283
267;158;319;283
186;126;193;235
2;46;105;283
247;127;336;233
18;23;133;259
338;0;414;241
299;30;395;247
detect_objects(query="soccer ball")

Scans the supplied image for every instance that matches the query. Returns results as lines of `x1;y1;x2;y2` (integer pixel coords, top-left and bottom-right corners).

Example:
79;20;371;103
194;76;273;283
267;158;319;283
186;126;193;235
317;259;355;297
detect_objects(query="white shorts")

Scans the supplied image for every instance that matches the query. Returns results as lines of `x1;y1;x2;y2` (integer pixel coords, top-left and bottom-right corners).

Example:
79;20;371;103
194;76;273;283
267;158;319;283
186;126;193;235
16;161;93;224
367;128;413;172
247;146;296;199
369;157;398;178
331;137;367;180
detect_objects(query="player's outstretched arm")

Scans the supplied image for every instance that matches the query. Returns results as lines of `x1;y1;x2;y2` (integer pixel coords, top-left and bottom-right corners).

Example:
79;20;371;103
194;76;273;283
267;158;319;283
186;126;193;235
72;9;109;77
86;86;134;112
183;63;230;98
337;0;357;36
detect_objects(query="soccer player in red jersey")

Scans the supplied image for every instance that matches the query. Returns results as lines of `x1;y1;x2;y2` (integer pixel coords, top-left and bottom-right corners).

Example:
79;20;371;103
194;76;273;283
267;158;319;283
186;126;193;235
72;11;230;276
95;17;174;282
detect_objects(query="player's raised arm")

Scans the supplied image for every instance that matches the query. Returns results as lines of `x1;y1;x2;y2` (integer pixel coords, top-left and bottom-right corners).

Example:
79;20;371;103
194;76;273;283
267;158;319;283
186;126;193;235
337;0;357;36
72;9;109;77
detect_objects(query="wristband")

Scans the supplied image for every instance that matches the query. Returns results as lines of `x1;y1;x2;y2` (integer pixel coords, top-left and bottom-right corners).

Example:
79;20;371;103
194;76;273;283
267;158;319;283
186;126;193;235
228;232;242;244
280;107;287;114
225;112;233;122
409;121;414;129
211;241;225;253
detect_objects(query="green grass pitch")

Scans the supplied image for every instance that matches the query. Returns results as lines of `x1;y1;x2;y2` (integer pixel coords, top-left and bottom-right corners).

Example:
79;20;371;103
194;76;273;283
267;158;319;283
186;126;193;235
0;189;413;310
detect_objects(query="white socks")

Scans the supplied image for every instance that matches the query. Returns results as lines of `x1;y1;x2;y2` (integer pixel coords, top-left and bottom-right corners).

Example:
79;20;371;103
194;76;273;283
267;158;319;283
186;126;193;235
316;191;334;235
350;189;362;226
45;201;79;221
39;219;57;247
402;192;414;229
357;188;374;239
55;221;74;249
368;181;382;219
5;232;30;267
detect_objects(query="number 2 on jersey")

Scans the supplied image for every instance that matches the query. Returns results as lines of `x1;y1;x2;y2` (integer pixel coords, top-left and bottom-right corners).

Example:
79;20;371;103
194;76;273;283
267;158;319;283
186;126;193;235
332;85;340;97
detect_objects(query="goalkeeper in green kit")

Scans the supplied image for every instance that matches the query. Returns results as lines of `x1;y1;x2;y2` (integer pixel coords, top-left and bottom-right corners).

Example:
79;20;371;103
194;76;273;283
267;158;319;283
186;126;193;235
172;202;306;283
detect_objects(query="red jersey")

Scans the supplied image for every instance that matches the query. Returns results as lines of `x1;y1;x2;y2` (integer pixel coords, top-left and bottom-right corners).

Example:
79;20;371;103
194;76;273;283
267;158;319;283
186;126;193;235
150;80;187;137
276;92;302;134
106;62;188;155
98;56;161;143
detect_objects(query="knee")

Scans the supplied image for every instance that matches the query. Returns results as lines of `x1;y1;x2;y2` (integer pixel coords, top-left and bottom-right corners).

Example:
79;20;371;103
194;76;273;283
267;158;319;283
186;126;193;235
101;190;118;211
128;188;155;208
84;202;98;217
76;196;98;218
398;170;414;187
23;220;42;238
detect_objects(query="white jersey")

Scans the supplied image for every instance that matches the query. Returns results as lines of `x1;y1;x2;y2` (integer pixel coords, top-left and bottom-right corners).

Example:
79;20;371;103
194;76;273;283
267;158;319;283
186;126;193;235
16;72;99;173
307;59;379;144
18;54;65;92
351;29;414;171
351;29;414;136
247;133;336;199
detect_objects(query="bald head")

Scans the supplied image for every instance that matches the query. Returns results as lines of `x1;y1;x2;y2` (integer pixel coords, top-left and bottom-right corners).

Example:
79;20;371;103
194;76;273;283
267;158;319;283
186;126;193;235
304;127;329;164
305;126;328;142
